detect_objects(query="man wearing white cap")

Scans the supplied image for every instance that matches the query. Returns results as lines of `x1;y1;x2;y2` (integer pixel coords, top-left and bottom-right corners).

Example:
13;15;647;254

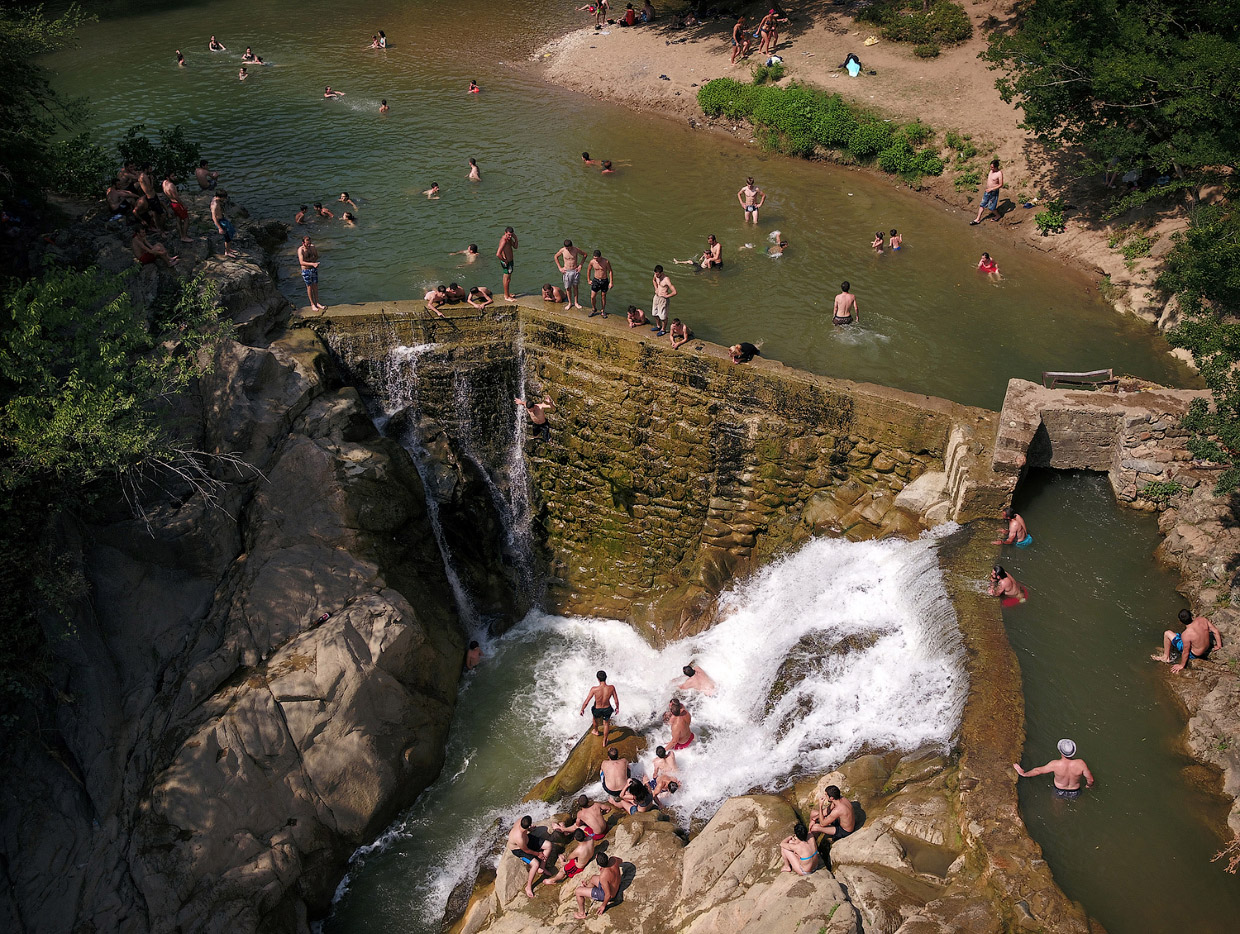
1013;739;1095;799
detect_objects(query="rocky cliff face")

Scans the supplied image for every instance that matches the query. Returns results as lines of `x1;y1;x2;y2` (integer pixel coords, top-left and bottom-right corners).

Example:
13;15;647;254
0;200;467;933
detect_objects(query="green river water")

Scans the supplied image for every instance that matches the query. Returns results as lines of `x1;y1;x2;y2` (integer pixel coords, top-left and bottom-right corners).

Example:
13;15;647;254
43;2;1236;931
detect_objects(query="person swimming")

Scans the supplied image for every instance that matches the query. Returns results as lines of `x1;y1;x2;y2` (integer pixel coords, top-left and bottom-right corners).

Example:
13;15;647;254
380;99;389;113
208;35;226;52
469;79;480;93
176;49;186;67
978;252;1000;275
989;565;1028;607
324;86;345;99
872;231;884;252
889;228;902;249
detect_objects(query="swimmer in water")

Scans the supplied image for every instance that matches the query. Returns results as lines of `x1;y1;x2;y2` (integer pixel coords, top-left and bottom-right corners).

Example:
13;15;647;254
324;86;345;99
581;152;597;166
989;565;1029;607
872;231;884;252
176;49;186;67
663;697;693;750
1014;739;1094;799
465;640;482;669
241;47;256;63
992;506;1031;546
767;234;788;256
378;30;386;48
832;281;858;325
678;663;716;695
341;212;356;226
467;158;481;181
379;99;389;113
469;79;480;93
648;746;679;795
601;160;615;174
238;66;248;81
338;192;357;209
671;234;720;267
451;243;480;263
313;202;334;220
423;182;440;199
889;228;902;249
977;251;1000;276
295;205;307;224
368;34;380;49
208;36;226;52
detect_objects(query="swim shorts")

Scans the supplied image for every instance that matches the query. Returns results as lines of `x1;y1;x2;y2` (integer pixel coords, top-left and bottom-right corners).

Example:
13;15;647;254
833;316;853;326
563;858;582;879
1015;534;1034;548
1000;585;1029;608
829;825;852;841
651;294;669;318
591;277;609;293
1170;633;1209;660
672;732;694;751
600;771;625;797
512;849;540;865
591;885;606;902
745;204;757;213
138;252;156;265
981;188;999;211
218;218;236;241
169;200;188;220
499;259;514;275
563;268;580;292
1053;786;1082;800
591;705;614;721
301;267;318;285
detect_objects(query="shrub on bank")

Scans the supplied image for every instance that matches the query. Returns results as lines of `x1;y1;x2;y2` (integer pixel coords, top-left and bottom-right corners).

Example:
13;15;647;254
697;79;945;183
857;0;973;46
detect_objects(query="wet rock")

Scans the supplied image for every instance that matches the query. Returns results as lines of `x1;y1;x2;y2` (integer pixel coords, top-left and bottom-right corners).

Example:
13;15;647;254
524;727;646;803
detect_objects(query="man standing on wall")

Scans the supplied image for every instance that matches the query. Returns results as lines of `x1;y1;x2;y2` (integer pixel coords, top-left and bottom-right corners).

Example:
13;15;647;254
497;226;518;301
298;236;325;311
555;238;587;310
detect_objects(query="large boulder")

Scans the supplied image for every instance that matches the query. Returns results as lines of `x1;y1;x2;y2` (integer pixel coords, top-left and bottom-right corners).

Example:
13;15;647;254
525;726;646;803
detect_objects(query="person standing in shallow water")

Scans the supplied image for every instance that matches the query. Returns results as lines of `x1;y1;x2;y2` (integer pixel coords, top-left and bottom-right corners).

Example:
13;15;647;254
988;565;1028;606
1014;738;1094;799
664;697;693;749
580;670;619;745
993;506;1031;546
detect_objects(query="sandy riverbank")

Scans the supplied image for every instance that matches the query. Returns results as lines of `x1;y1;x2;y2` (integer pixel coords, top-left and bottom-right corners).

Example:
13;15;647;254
534;1;1192;334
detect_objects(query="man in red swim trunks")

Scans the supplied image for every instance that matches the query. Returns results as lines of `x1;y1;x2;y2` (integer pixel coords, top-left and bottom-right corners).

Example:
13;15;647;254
989;565;1028;607
131;228;177;267
545;829;597;883
664;697;693;750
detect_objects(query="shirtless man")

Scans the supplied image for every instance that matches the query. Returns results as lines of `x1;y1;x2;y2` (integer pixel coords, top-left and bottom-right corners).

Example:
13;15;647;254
544;829;596;884
443;283;467;303
1014;739;1095;799
314;201;335;220
737;177;765;224
451;243;480;263
211;190;236;259
324;86;345;99
542;283;568;303
497;226;518;301
808;784;855;840
668;317;691;349
380;99;390;113
298;236;325;310
106;182;138;217
424;285;449;317
131;228;177;268
338;192;357;210
162;173;192;243
515;394;555;443
702;234;723;269
648;745;678;795
650;265;676;335
1153;608;1222;673
580;670;619;745
663;698;693;750
587;250;614;318
993;506;1032;546
467;157;481;181
767;235;788;256
468;286;494;309
575;853;622;920
195;159;218;191
678;663;715;695
465;640;482;670
988;565;1028;606
507;815;551;898
556;795;610;843
599;747;630;805
971;159;1004;225
832;281;858;325
626;305;648;328
555;239;587;310
780;823;821;874
730;16;750;65
137;165;165;232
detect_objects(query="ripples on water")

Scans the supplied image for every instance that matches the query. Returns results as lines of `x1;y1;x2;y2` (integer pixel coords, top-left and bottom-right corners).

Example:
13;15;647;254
324;531;966;933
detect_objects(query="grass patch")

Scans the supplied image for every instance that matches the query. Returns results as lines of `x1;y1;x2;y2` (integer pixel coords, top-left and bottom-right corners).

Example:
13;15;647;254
752;62;785;85
697;79;945;185
1034;199;1066;235
856;0;973;46
954;167;981;191
914;43;940;58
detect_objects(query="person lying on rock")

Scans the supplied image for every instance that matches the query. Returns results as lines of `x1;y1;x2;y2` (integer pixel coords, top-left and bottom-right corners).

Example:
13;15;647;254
678;663;715;695
507;815;552;898
663;697;693;750
1014;738;1094;799
579;669;619;745
729;341;760;364
542;283;568;303
424;285;448;317
467;286;493;309
545;829;595;883
131;228;178;268
444;283;467;303
600;746;630;805
648;745;679;795
574;852;622;919
1152;608;1222;673
808;784;855;841
553;795;611;842
780;822;821;875
626;305;648;328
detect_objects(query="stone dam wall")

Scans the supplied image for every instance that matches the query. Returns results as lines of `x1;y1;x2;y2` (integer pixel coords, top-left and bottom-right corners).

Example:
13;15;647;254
307;300;1008;639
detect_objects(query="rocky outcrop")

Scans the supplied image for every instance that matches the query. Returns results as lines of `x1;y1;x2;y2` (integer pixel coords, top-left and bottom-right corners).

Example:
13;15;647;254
0;207;467;933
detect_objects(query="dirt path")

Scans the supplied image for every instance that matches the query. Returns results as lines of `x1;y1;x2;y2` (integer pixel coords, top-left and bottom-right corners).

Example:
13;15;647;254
534;1;1190;335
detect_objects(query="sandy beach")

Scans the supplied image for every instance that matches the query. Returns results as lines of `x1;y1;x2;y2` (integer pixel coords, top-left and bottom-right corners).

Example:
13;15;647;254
535;1;1191;331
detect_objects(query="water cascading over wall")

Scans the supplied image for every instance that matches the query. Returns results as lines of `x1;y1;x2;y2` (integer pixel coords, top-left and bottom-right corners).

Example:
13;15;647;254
310;303;1008;642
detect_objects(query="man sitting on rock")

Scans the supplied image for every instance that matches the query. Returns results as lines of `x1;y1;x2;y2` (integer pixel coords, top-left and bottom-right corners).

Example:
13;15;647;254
780;822;821;875
1152;608;1222;673
648;745;679;795
554;795;611;842
664;697;693;750
507;815;552;899
574;852;622;919
808;784;855;841
600;746;630;805
545;828;596;884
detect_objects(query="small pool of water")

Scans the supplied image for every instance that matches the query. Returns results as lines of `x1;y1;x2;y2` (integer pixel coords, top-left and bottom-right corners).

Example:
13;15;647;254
1000;470;1240;934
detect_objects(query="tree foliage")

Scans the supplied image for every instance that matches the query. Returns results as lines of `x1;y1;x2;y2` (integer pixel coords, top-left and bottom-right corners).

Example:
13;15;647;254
983;1;1240;195
1159;202;1240;493
0;3;96;201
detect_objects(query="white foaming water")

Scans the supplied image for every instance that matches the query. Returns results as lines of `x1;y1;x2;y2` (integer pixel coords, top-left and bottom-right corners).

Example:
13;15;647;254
324;532;966;934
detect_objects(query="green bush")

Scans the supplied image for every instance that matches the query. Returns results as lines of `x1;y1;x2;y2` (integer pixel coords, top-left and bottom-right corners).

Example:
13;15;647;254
878;139;914;175
1034;199;1067;235
752;62;785;84
848;121;893;159
812;97;858;147
47;133;113;198
913;149;945;177
914;43;940;58
856;0;973;46
954;167;982;191
902;120;934;146
697;78;754;118
116;124;201;179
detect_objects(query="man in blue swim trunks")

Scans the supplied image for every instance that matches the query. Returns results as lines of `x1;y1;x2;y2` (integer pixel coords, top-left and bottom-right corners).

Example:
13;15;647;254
507;815;552;898
971;159;1003;225
574;852;622;919
1153;608;1222;673
297;236;326;311
993;506;1032;547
